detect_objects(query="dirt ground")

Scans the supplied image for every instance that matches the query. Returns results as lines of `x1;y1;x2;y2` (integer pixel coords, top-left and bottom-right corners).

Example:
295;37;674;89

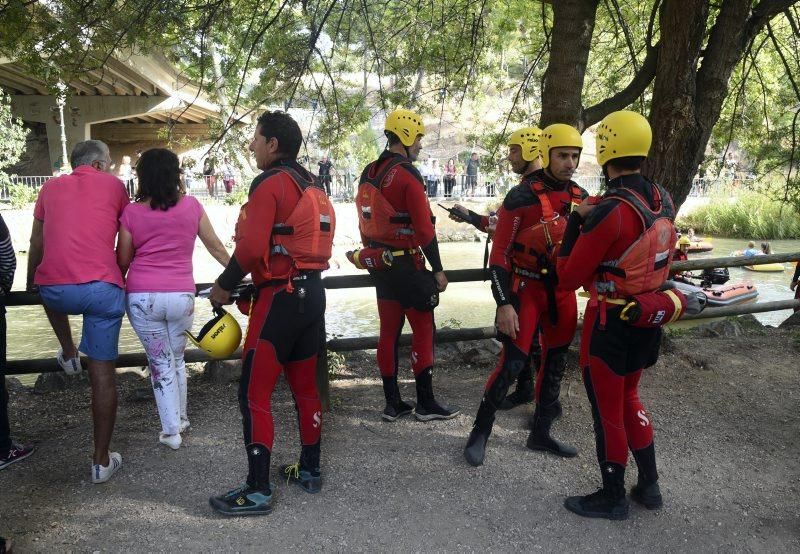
1;322;799;552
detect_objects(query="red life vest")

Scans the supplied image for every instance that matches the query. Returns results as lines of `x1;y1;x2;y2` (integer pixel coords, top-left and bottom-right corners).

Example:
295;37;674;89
511;179;584;272
236;166;335;281
356;157;433;246
593;182;677;298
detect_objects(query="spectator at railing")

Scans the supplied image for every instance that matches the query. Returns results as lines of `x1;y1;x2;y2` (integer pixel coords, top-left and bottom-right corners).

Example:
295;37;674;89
117;148;230;451
203;157;216;197
221;156;237;194
26;139;129;484
118;155;135;198
443;158;457;197
317;155;334;196
465;152;480;196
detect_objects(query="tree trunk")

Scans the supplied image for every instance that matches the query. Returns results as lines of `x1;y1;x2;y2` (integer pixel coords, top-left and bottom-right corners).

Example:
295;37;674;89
646;0;796;209
539;0;600;129
643;0;708;207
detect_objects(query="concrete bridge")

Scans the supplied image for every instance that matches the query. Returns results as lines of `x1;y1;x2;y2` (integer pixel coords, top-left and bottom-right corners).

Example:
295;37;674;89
0;52;224;173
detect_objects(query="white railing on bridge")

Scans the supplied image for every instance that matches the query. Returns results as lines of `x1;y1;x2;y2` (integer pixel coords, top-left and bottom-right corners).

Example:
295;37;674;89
0;173;753;203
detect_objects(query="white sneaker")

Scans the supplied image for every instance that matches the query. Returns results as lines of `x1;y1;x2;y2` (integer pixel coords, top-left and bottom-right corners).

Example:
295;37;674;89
159;433;182;450
56;348;82;376
91;452;122;484
179;420;191;433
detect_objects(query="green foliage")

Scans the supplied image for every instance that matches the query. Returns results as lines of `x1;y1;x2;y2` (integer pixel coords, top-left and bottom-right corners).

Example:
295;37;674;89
223;186;248;206
677;189;800;239
327;351;347;379
0;90;28;189
7;183;39;209
442;317;462;329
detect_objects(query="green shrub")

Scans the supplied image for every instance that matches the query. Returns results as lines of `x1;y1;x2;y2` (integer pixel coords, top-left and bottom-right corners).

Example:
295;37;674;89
223;186;248;206
677;190;800;239
7;182;39;209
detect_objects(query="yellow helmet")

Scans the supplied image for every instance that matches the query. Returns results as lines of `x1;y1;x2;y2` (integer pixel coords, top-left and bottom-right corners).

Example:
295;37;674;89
540;123;583;168
385;109;425;147
678;236;692;246
596;110;652;166
185;307;242;359
507;127;542;162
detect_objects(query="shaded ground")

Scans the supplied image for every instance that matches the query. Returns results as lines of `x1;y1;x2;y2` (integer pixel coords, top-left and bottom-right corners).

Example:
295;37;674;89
1;323;799;552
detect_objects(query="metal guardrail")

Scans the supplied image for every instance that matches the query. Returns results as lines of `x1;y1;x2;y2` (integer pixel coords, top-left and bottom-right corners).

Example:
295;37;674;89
2;174;747;203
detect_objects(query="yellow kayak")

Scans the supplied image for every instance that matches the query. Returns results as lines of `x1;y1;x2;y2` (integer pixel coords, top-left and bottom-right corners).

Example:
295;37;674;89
743;263;785;272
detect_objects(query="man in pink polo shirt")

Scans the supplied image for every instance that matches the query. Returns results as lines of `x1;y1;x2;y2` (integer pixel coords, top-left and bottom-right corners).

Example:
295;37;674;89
26;140;129;484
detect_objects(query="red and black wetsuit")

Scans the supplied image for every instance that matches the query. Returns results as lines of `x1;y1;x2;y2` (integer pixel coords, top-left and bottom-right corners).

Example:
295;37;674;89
557;173;672;485
793;262;800;312
217;159;325;489
461;207;541;408
359;152;444;394
481;169;586;427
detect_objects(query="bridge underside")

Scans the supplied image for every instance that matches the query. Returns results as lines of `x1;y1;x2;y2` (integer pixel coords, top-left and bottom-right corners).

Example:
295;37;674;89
0;53;220;174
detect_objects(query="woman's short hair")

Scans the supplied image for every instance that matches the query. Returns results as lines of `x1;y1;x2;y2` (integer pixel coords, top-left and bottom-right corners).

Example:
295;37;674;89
135;148;182;211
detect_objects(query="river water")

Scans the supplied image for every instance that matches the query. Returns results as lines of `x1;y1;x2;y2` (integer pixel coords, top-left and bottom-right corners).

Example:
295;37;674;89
7;237;799;385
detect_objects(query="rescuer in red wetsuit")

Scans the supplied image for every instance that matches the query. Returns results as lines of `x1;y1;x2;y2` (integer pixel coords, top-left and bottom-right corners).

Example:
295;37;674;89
207;111;335;516
557;110;677;520
447;131;543;413
463;124;587;467
356;108;459;422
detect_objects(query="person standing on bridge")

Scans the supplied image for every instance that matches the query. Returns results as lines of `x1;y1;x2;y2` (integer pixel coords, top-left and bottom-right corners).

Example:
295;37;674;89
26;139;129;484
355;108;458;422
463;125;586;467
207;111;335;516
117;148;230;451
557;110;678;520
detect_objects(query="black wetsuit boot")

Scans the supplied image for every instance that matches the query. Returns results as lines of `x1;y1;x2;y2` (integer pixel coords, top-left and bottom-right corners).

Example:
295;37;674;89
209;444;273;516
463;400;495;466
525;349;576;457
281;441;322;494
498;363;535;410
414;368;460;421
381;376;414;422
631;443;663;509
564;462;630;520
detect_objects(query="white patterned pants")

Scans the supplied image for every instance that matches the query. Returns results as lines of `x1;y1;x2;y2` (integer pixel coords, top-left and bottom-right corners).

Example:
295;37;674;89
126;292;195;435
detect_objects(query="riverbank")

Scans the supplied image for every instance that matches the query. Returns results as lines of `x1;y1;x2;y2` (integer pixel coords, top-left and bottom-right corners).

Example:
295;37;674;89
1;321;798;551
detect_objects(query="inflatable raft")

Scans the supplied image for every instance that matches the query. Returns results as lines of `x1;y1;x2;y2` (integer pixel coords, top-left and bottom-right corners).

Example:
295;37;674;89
673;280;758;307
743;263;785;272
687;239;713;253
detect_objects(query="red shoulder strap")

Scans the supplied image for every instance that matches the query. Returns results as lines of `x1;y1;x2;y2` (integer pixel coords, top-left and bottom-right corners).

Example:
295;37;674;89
530;180;555;221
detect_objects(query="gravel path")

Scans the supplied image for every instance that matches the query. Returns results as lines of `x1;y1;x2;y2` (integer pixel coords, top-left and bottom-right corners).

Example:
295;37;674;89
1;326;799;552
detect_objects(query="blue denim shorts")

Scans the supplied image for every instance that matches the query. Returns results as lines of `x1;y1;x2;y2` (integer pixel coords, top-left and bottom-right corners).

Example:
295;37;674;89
39;281;125;361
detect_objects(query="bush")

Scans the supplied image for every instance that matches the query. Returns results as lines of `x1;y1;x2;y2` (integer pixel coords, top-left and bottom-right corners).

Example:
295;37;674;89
677;190;800;239
223;186;248;206
7;182;39;209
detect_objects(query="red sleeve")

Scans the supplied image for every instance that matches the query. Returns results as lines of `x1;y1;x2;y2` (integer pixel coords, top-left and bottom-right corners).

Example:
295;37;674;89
403;172;436;247
33;183;46;221
232;180;278;275
488;205;520;272
557;207;623;291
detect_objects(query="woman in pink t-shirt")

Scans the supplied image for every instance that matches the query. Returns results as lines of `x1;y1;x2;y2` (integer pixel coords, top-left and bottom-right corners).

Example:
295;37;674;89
117;149;230;450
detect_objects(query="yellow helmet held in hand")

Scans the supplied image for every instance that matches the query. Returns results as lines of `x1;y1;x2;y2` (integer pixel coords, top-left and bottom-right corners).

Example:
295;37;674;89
596;110;652;166
540;123;583;168
507;127;542;162
385;109;425;147
185;307;242;359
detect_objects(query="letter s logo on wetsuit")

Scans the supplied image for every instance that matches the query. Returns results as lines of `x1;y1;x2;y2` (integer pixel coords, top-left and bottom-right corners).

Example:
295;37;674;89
637;409;650;427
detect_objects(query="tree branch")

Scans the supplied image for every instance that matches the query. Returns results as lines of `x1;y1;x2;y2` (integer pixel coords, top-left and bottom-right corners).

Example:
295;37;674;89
582;41;660;128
